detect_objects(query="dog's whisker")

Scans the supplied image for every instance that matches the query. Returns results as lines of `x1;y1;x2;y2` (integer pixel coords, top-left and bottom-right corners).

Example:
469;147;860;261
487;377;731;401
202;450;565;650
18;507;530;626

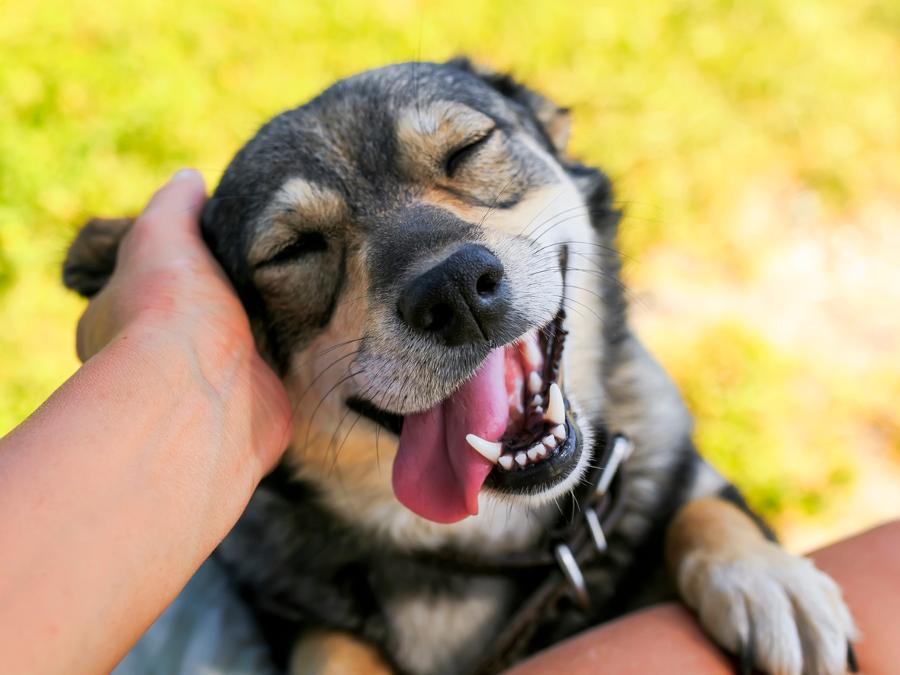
523;203;596;242
312;337;366;361
290;349;361;413
290;337;366;373
527;212;614;250
532;239;639;266
302;367;362;452
477;170;525;233
328;412;364;478
524;266;645;310
517;187;565;237
374;423;383;475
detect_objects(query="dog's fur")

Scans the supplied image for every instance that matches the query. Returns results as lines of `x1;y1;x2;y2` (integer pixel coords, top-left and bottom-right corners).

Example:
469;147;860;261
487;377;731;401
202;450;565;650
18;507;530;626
64;60;856;675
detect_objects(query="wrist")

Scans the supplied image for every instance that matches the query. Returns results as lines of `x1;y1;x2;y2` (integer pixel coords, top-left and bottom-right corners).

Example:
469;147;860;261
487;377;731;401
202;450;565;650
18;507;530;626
120;312;288;480
124;311;254;399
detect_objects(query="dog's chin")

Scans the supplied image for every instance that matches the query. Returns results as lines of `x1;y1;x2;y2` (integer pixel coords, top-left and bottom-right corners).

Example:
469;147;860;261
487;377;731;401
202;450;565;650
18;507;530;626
347;306;592;510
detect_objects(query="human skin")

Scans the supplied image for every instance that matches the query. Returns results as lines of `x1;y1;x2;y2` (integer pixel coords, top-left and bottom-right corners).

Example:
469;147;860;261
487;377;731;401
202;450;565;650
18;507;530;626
0;170;292;674
507;520;900;675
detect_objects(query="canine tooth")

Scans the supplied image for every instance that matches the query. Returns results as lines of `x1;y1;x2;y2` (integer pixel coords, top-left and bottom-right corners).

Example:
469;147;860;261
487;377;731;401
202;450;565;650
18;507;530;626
466;434;502;463
545;382;565;425
498;455;514;470
542;435;557;449
515;452;528;467
527;444;543;461
536;444;548;458
551;424;566;441
530;394;543;408
528;372;542;394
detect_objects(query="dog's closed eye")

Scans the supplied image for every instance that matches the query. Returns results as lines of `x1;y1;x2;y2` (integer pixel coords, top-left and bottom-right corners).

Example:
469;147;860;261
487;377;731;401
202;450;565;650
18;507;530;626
257;231;328;268
444;127;496;177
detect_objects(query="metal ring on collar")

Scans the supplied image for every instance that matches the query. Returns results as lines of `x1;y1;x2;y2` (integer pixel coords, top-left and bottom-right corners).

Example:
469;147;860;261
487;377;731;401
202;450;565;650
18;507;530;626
554;542;589;610
595;435;633;496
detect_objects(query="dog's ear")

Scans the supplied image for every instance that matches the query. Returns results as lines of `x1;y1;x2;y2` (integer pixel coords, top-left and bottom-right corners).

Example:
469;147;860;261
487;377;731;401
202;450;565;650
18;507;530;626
62;217;133;297
447;57;571;154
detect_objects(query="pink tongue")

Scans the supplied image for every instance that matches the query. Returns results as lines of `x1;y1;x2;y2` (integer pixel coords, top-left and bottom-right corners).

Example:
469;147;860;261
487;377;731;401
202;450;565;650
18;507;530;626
392;349;510;523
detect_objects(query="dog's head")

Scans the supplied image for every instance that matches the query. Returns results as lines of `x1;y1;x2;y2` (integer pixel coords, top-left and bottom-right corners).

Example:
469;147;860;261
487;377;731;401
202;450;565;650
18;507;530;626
65;60;624;525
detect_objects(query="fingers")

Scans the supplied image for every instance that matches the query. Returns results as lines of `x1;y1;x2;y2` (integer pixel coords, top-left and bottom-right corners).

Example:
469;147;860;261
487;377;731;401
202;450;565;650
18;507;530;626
141;168;207;229
119;169;208;265
75;170;210;362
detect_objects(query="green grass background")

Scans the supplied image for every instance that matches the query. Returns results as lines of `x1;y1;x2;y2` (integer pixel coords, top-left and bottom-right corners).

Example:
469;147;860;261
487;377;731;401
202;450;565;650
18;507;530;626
2;0;899;534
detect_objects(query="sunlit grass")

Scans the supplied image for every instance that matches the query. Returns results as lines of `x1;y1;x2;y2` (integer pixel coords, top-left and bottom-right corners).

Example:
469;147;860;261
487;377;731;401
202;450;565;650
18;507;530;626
2;0;898;527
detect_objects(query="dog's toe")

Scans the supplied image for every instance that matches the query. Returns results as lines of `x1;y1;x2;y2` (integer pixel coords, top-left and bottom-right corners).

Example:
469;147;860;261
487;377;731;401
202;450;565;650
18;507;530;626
846;642;859;673
783;557;857;675
680;544;856;675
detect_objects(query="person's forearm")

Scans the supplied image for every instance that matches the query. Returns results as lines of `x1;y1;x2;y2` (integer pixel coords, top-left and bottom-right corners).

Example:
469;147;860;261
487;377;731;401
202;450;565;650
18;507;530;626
0;320;269;674
507;521;900;674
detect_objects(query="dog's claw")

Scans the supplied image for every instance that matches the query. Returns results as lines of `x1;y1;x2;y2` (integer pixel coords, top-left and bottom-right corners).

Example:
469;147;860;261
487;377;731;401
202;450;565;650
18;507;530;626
736;641;754;675
847;641;859;673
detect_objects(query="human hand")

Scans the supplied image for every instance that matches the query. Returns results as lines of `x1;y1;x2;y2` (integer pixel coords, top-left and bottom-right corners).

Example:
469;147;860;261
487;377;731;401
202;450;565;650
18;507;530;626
75;169;292;474
0;170;293;673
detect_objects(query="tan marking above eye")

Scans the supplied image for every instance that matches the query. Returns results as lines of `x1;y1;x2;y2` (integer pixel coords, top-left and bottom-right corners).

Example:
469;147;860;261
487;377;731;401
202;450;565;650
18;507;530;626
417;187;484;222
396;101;497;176
249;178;347;266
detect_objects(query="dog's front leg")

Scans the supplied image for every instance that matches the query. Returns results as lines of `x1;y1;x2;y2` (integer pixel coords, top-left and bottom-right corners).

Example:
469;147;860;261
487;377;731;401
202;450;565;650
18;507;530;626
289;630;393;675
665;496;857;675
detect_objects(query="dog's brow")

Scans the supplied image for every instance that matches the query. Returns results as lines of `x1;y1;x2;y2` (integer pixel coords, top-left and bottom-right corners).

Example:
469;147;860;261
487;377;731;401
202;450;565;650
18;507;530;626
396;101;496;166
271;178;346;219
248;178;346;265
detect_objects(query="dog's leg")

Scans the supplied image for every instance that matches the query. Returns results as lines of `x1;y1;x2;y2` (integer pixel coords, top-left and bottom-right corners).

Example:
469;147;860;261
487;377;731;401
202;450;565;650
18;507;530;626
288;630;393;675
665;493;857;675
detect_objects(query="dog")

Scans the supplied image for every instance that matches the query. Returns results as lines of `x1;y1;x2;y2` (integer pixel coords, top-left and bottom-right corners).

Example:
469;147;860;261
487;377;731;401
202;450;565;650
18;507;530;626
63;59;857;675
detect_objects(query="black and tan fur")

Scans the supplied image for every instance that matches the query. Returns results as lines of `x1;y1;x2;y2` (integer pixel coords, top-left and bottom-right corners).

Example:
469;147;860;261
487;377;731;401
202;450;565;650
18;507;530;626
64;59;856;675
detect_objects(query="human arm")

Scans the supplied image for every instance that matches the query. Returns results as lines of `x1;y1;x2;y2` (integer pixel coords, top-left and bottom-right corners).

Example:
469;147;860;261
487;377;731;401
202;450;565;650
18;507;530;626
507;520;900;674
0;170;292;674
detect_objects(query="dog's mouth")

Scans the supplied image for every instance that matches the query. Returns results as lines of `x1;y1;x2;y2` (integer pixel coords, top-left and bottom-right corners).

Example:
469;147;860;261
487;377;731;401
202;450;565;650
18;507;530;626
480;310;582;492
347;303;584;524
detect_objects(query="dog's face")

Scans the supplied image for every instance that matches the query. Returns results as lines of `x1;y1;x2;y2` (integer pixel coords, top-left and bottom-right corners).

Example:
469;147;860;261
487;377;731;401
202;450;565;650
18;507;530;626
200;60;620;525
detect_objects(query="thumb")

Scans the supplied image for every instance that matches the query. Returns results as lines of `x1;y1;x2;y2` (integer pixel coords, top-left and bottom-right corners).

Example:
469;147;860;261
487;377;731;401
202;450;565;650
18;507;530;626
143;168;207;223
118;169;208;264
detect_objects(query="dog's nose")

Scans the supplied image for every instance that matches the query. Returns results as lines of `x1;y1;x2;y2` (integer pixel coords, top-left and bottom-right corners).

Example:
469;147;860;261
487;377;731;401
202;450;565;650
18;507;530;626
397;244;510;346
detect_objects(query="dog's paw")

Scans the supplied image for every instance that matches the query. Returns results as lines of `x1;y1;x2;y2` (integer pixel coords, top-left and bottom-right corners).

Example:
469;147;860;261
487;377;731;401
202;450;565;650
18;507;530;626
677;542;857;675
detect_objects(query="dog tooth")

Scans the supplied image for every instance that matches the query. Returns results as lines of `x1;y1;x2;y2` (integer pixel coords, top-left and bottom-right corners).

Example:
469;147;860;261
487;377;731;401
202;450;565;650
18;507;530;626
545;382;565;425
542;435;557;449
536;444;548;458
528;372;542;394
533;406;544;416
523;337;543;369
527;444;543;461
466;434;502;463
498;455;514;470
551;424;566;441
530;394;543;408
515;452;528;467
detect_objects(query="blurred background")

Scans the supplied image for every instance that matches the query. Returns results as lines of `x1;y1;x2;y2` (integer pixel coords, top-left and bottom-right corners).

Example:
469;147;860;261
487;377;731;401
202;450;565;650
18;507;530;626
2;0;898;551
